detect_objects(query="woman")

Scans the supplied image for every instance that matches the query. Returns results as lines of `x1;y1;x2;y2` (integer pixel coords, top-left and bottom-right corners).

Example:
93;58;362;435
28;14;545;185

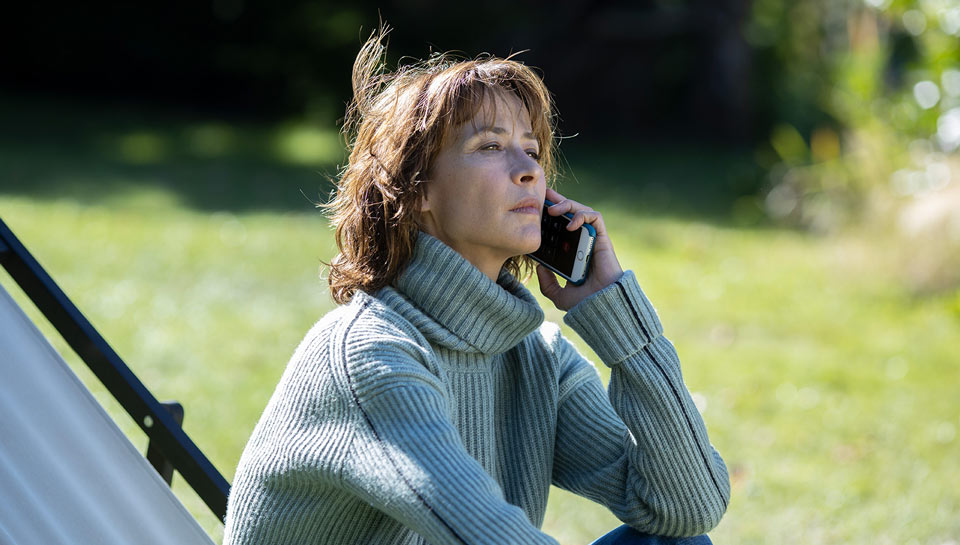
223;28;730;545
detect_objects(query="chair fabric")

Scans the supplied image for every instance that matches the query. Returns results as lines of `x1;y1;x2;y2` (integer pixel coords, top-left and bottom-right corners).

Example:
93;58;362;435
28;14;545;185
0;283;214;545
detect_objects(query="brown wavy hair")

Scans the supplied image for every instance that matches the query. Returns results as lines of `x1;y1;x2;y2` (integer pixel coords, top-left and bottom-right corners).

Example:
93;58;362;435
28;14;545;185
324;26;558;304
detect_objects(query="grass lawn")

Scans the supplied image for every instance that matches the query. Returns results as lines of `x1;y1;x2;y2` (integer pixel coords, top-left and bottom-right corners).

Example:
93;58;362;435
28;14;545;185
2;96;958;544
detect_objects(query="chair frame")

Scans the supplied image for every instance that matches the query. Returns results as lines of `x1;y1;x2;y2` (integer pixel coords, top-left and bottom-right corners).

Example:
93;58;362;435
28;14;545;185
0;217;230;521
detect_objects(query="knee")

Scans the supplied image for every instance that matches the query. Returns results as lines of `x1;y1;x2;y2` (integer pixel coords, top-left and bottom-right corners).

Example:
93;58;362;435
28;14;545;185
590;525;713;545
649;533;712;545
676;535;713;545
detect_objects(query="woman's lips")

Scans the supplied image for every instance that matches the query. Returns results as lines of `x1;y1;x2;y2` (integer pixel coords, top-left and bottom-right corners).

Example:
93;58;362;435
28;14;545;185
510;206;540;215
510;198;542;215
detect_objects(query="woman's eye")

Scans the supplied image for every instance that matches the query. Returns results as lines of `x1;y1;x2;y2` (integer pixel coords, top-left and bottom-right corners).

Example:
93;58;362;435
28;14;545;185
479;143;538;161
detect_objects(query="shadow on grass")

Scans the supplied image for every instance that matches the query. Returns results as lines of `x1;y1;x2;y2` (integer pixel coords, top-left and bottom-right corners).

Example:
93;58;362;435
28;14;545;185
0;94;342;214
0;94;769;226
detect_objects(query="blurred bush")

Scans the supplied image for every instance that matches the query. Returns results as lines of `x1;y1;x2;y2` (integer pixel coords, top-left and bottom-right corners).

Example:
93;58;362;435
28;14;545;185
751;0;960;293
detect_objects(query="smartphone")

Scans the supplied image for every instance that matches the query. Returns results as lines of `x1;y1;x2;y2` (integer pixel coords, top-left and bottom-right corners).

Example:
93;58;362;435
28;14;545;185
528;199;596;285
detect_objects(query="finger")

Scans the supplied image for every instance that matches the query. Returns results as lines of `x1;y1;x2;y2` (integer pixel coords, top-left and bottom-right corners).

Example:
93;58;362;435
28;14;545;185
548;197;588;218
545;187;566;206
545;188;577;216
566;209;600;230
547;198;571;216
535;264;563;301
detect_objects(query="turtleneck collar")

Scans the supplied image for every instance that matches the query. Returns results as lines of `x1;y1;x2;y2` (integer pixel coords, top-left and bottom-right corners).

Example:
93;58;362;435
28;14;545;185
379;231;544;355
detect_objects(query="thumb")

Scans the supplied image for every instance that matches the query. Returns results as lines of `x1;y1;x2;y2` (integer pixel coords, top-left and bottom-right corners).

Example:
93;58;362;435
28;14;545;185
536;264;563;304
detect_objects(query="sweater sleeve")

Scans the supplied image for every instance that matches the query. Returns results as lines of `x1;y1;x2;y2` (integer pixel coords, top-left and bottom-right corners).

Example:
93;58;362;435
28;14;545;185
338;304;559;545
551;271;730;537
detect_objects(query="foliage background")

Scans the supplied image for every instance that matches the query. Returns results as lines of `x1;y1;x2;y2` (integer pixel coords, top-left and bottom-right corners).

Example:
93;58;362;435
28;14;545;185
1;1;959;544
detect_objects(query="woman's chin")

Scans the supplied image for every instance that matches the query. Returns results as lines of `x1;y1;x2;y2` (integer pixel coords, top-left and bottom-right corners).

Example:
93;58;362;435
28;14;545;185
498;227;541;260
513;234;542;257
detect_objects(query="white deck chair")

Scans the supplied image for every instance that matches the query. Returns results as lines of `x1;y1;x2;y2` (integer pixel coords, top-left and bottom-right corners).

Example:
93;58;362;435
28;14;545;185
0;282;216;544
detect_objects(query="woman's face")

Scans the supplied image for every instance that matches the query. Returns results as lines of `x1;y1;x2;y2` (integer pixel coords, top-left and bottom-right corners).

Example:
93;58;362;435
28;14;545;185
419;90;546;280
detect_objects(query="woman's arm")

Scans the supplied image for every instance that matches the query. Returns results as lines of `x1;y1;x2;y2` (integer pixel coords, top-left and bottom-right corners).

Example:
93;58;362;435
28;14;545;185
548;272;730;537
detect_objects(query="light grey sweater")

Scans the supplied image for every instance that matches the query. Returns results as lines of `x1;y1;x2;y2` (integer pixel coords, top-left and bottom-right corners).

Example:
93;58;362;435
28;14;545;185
223;232;729;545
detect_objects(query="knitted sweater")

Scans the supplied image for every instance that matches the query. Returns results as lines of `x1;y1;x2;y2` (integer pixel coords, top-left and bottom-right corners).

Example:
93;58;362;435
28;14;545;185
222;232;730;545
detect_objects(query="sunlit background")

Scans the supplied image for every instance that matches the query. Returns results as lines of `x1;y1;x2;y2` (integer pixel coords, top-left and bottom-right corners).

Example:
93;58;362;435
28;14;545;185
1;1;958;544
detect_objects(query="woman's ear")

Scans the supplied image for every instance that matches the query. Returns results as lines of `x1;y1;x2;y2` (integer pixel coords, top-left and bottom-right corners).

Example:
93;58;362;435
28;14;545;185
417;180;431;213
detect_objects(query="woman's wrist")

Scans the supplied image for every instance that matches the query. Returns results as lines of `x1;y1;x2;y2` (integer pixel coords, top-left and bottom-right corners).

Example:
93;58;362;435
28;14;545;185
563;270;664;366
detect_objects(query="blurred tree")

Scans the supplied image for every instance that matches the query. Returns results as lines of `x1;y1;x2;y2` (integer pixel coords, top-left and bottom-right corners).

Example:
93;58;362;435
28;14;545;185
0;0;756;142
753;0;960;232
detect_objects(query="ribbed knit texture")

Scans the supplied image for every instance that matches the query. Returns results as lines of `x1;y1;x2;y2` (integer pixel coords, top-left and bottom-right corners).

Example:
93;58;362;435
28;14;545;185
222;232;730;545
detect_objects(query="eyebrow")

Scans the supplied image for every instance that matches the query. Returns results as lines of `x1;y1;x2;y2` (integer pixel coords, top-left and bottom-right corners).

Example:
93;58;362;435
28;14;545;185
473;126;537;141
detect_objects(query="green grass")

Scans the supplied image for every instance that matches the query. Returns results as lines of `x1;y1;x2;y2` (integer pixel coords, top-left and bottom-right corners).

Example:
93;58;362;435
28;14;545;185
2;97;958;544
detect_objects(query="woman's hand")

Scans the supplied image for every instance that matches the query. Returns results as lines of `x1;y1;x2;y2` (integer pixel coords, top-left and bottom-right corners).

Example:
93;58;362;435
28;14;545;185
535;188;624;311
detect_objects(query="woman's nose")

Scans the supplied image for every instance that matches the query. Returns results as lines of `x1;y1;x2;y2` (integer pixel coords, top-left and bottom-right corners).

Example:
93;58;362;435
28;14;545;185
511;149;542;185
